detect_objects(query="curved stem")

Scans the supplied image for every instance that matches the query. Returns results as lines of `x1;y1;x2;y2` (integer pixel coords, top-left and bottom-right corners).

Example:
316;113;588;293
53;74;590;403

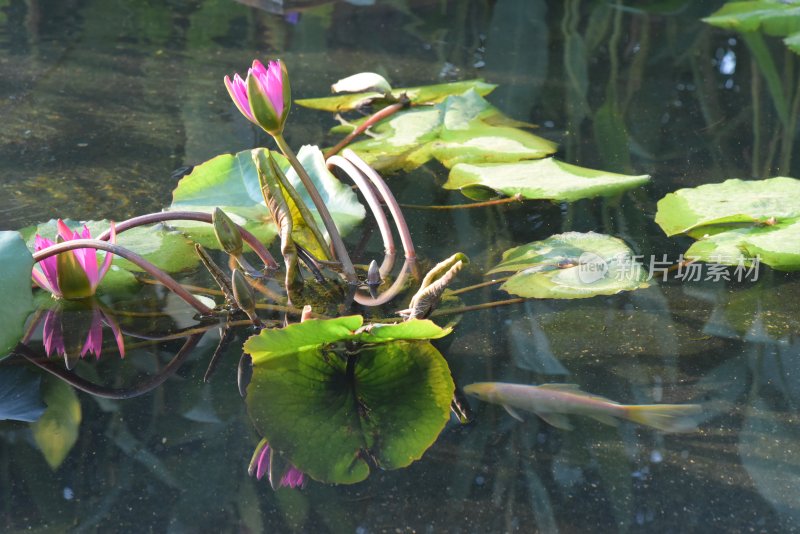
342;149;416;260
94;210;278;270
274;134;357;283
400;194;523;210
15;333;202;400
324;101;406;158
327;155;396;276
33;239;214;316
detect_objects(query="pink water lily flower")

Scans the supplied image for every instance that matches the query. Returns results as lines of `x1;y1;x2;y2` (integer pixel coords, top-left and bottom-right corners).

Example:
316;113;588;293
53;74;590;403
41;303;125;369
32;220;115;299
249;438;305;489
224;59;291;135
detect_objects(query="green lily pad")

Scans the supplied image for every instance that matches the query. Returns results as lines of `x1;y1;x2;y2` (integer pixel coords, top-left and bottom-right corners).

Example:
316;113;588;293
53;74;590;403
243;316;453;484
169;146;365;250
487;232;649;299
0;231;34;357
445;158;650;202
655;177;800;271
655;177;800;237
295;79;497;112
703;1;800;54
20;220;199;274
344;90;556;172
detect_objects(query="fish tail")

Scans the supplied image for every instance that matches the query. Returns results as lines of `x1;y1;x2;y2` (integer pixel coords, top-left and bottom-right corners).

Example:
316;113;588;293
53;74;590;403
623;404;702;433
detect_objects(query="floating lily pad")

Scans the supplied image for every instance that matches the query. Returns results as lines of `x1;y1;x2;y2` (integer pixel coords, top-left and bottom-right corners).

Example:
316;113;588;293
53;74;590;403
169;146;365;250
296;79;497;112
445;158;650;201
704;1;800;55
343;90;556;172
20;219;199;274
0;231;35;357
243;316;453;484
655;177;800;270
487;232;649;299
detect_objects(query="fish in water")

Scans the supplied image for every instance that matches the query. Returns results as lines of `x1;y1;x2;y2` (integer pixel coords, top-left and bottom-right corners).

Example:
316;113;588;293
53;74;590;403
463;382;702;433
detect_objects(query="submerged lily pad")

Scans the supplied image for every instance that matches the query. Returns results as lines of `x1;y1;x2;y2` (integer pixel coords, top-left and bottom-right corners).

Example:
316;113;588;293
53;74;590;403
445;158;650;201
655;177;800;270
169;146;365;249
243;316;453;484
31;376;81;470
343;90;556;172
487;232;649;299
0;366;46;422
296;79;497;112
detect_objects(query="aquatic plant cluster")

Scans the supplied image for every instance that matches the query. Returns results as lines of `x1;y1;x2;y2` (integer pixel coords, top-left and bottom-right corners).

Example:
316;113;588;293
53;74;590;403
3;12;800;492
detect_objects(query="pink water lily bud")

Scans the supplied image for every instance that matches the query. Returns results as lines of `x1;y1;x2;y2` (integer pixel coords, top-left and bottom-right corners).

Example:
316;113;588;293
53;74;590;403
248;438;305;489
224;59;291;135
32;220;116;300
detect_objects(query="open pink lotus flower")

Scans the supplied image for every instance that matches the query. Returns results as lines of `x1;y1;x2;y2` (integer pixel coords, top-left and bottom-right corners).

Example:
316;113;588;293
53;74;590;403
40;302;125;369
249;438;305;489
224;59;291;135
32;220;115;300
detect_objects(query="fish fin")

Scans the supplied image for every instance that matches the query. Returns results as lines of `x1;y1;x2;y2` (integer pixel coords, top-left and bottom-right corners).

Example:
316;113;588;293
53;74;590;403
624;404;702;433
503;404;525;422
537;412;574;431
589;414;619;427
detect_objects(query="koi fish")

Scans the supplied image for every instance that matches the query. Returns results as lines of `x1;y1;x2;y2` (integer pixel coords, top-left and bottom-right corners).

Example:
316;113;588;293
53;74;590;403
463;382;701;433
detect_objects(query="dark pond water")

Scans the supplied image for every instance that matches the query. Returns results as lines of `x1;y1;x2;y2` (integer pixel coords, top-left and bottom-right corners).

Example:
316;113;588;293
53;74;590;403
2;0;800;532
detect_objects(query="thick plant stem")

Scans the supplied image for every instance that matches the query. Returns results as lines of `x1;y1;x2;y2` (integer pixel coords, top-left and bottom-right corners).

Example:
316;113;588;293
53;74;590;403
95;210;278;270
324;101;406;158
33;239;214;316
343;149;415;260
274;134;357;283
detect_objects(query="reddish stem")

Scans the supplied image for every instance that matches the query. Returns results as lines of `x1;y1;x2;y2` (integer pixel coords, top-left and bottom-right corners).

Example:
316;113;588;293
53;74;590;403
324;102;406;158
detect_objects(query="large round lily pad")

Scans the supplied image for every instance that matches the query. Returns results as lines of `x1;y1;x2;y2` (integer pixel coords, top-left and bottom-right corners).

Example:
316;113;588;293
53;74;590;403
487;232;649;299
243;316;454;484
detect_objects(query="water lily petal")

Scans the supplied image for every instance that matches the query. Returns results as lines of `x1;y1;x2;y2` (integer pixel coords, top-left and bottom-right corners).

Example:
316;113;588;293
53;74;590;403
280;466;305;488
264;60;284;117
224;73;255;122
97;221;116;283
101;307;125;358
33;234;60;294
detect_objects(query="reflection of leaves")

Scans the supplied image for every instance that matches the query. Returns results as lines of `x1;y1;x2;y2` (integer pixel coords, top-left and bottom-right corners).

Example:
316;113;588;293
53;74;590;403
0;231;34;356
344;90;556;172
31;377;81;470
739;396;800;529
0;366;46;422
445;158;648;201
655;177;800;270
245;340;454;484
488;232;648;299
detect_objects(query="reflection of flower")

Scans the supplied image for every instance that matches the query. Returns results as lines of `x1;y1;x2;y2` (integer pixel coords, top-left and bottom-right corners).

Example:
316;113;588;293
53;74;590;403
40;301;125;368
32;220;115;299
249;438;305;489
224;59;291;135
